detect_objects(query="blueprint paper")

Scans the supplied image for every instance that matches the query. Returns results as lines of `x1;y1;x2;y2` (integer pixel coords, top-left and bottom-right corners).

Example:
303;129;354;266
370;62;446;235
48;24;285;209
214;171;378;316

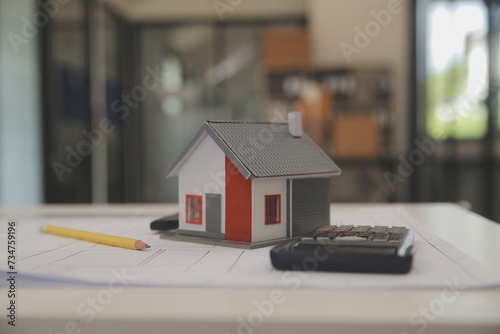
1;206;499;289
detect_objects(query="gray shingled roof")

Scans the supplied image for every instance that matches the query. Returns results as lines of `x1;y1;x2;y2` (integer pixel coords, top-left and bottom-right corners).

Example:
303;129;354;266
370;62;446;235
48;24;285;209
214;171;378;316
166;121;341;179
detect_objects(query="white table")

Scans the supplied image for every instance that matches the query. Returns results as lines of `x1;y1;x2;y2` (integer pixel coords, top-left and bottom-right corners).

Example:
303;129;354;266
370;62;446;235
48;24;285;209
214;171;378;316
1;203;499;334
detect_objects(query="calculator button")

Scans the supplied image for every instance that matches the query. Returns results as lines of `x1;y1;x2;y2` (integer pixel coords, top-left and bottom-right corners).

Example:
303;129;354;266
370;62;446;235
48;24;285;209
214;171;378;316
370;226;388;233
334;226;353;232
351;226;370;233
337;236;368;241
336;225;353;229
388;233;403;241
317;225;335;230
388;227;406;234
371;233;388;241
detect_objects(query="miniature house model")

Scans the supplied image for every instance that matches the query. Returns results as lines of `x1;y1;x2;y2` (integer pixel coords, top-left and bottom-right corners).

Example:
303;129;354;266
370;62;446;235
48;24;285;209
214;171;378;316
165;113;341;247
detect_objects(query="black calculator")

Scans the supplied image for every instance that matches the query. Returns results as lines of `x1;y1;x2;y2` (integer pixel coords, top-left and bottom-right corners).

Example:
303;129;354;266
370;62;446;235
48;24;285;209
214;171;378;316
270;225;415;274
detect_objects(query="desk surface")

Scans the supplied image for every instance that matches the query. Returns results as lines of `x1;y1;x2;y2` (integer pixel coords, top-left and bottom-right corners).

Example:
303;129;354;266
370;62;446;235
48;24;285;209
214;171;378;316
1;203;500;334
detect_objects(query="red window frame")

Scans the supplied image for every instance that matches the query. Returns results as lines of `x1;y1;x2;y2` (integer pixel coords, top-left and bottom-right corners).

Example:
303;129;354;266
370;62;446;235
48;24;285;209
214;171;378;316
265;195;281;225
186;195;202;224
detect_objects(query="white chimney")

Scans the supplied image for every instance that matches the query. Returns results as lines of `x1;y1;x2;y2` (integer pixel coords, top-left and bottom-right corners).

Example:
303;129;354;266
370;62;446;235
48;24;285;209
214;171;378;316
288;111;303;137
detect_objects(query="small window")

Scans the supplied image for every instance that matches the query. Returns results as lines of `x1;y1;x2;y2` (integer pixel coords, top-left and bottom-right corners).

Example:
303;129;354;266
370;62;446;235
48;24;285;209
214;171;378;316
186;195;202;224
265;195;281;225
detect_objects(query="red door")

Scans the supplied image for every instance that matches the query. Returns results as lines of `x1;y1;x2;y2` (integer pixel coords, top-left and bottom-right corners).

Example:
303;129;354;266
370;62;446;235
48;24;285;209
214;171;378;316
225;157;252;242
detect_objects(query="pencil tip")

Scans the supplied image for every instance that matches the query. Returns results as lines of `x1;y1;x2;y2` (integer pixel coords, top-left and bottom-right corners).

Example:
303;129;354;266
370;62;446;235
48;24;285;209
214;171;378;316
134;240;151;250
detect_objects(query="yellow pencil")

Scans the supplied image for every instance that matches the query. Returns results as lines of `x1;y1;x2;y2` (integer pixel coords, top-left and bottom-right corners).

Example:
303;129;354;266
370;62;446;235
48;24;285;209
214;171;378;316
42;225;151;250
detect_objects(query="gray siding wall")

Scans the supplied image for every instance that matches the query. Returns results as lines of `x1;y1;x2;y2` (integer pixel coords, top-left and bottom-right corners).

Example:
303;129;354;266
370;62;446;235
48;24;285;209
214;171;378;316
290;178;331;236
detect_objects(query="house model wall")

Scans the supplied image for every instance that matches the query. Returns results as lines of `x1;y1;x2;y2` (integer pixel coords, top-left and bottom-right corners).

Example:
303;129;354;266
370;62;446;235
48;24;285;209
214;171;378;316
165;113;341;246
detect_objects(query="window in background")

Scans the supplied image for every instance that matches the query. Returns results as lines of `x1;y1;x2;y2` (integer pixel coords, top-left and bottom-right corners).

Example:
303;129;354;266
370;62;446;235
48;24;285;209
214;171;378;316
41;0;92;203
426;1;488;139
41;1;126;203
40;1;305;204
160;53;184;117
0;0;43;205
414;0;500;222
104;8;125;203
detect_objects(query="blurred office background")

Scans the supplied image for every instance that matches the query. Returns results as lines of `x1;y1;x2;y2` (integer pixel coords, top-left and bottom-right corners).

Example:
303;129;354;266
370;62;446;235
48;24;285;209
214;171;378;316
1;0;499;223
